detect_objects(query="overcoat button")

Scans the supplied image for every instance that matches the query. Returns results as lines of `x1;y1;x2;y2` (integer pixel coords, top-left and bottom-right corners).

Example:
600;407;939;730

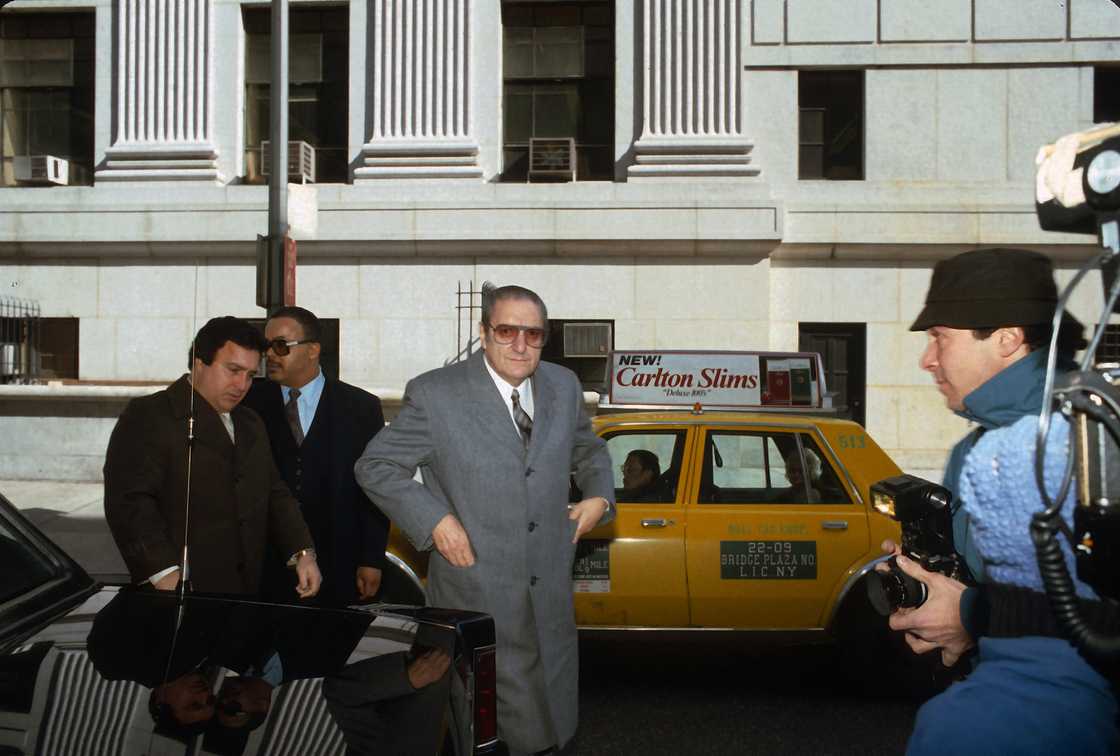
530;576;538;586
528;522;537;532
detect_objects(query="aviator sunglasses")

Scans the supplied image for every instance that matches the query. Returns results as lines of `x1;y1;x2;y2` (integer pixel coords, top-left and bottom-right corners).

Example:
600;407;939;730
267;338;317;356
487;323;548;348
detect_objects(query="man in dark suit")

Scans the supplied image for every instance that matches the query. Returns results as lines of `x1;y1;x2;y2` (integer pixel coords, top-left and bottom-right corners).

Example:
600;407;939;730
355;285;615;756
103;316;321;598
242;306;388;606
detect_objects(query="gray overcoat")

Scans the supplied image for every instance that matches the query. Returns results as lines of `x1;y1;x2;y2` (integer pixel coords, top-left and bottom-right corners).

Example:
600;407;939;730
354;351;614;753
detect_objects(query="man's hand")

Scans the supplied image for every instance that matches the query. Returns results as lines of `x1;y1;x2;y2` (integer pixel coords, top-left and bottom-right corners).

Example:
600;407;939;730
568;497;609;543
433;514;475;567
877;540;974;666
407;649;451;690
355;566;382;601
295;553;322;599
153;571;180;591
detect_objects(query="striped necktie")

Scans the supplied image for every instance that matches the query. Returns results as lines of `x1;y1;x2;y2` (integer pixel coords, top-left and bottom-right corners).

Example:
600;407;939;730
285;388;304;445
510;389;532;448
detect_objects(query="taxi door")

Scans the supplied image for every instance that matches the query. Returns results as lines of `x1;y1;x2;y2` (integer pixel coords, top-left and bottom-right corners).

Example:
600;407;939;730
683;426;869;629
573;425;693;627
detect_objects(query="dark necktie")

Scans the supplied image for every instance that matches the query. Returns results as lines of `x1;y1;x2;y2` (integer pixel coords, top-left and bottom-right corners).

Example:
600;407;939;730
511;389;533;448
285;388;304;446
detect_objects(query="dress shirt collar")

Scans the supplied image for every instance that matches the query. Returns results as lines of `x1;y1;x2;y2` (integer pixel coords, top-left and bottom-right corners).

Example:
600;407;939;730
280;368;325;436
482;352;533;419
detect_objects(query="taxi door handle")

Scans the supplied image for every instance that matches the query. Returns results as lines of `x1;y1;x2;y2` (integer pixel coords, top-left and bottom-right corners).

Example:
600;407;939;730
641;518;673;528
822;520;848;531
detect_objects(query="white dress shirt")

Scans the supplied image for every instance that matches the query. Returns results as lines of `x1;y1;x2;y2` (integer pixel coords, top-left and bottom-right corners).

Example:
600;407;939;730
483;355;533;440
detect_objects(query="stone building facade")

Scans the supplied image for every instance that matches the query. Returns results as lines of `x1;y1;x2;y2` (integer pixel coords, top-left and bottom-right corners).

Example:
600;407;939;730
1;0;1118;479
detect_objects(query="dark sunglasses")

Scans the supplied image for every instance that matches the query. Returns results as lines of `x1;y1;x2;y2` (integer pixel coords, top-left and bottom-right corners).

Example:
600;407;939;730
487;323;547;348
266;338;316;356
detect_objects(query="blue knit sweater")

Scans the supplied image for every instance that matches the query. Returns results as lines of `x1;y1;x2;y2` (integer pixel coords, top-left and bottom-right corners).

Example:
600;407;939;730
958;412;1097;599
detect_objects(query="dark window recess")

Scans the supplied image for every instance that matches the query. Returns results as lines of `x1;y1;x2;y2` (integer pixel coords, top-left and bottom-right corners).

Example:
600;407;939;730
500;1;615;182
1095;66;1120;124
0;12;95;187
37;317;78;380
799;323;866;426
540;319;613;391
242;6;349;184
247;317;341;379
1097;324;1120;364
798;70;864;181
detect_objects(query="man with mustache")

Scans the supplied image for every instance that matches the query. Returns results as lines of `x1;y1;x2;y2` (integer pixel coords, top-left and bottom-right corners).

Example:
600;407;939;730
104;316;320;598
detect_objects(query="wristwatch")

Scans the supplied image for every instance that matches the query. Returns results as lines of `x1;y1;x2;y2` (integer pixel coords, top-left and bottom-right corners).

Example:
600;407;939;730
287;547;317;567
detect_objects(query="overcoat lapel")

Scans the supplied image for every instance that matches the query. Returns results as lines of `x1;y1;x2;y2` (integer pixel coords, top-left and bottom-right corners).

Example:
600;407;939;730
526;367;556;466
466;351;527;458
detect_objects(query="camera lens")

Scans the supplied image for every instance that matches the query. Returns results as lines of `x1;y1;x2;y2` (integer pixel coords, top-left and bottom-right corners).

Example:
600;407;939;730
865;556;929;616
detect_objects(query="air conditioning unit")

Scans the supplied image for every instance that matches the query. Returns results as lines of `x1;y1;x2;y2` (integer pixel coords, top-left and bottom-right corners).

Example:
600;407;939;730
14;155;69;186
261;140;316;184
528;138;575;182
563;322;612;358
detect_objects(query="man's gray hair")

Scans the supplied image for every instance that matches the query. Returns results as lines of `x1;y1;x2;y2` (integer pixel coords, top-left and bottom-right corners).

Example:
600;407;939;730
480;283;549;327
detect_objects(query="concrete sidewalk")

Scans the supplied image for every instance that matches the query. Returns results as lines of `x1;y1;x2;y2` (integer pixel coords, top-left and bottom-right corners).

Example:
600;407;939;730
1;478;126;578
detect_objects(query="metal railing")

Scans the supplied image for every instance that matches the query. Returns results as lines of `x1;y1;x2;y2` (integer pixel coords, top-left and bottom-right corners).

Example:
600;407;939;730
449;281;492;365
0;296;41;384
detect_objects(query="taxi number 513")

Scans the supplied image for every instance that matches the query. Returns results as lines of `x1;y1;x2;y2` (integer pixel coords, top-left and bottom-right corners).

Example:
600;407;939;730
837;434;866;449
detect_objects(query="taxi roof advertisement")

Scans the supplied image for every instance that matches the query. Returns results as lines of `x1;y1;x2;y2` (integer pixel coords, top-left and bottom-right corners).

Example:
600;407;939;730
608;351;821;409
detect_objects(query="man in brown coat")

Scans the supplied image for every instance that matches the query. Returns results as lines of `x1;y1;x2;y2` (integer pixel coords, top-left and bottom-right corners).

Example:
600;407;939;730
104;316;320;597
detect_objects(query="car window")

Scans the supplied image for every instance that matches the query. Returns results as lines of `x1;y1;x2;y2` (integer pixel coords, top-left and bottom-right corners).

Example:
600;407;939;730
700;430;849;505
799;433;852;504
604;430;685;504
0;518;57;603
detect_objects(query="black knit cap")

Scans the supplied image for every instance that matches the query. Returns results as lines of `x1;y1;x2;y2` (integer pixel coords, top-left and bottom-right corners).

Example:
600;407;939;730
909;247;1078;332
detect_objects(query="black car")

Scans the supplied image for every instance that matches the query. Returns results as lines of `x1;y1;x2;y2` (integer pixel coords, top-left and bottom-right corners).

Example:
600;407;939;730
0;492;506;755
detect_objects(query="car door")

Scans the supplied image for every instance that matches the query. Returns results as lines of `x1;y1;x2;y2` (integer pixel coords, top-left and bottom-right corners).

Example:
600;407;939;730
574;425;693;627
684;426;869;629
0;491;97;652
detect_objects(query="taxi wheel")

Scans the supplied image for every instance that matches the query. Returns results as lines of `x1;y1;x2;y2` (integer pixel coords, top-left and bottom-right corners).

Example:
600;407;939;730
832;579;944;698
376;562;427;606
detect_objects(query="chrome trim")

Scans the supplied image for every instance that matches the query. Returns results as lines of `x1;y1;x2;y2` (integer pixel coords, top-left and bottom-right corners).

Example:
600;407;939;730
385;551;427;602
577;625;829;636
821;520;848;530
823;555;892;632
811;430;865;507
641;518;669;528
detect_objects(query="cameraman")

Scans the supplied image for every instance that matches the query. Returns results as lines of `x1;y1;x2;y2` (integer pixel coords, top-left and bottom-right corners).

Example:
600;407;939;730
886;247;1118;754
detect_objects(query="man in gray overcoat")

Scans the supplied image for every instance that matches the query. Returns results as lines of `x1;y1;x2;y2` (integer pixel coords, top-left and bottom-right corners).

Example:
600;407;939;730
355;284;615;755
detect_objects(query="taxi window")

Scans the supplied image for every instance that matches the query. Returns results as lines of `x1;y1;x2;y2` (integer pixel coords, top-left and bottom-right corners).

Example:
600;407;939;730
603;430;685;504
700;430;849;505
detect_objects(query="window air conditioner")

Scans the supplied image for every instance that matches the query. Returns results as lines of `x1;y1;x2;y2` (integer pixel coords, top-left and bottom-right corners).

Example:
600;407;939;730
261;141;316;184
528;138;576;182
563;322;612;358
14;155;69;186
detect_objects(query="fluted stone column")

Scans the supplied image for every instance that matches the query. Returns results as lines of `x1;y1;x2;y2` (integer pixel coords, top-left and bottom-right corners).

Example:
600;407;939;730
96;0;221;183
629;0;758;179
355;0;482;180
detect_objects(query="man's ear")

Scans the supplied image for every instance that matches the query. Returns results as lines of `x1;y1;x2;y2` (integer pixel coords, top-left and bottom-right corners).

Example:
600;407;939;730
308;341;322;362
995;326;1027;358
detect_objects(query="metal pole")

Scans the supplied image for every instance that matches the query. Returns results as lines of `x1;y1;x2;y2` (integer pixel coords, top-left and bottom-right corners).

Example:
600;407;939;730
266;0;289;314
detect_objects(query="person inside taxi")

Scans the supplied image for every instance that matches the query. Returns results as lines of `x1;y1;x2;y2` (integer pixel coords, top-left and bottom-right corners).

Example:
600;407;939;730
773;448;822;503
619;450;667;502
882;248;1116;754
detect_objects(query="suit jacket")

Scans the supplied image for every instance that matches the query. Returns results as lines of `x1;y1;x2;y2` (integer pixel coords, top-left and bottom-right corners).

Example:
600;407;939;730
103;375;313;595
242;376;387;605
354;351;614;753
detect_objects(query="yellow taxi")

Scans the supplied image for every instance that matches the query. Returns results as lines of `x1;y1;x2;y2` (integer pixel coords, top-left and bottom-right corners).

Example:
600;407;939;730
383;350;901;643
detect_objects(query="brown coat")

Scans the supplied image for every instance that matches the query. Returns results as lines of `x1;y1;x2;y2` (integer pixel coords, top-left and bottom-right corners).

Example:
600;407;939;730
104;375;312;595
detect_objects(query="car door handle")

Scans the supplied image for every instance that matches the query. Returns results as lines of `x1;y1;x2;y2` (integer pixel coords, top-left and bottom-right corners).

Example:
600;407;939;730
821;520;848;530
641;518;673;528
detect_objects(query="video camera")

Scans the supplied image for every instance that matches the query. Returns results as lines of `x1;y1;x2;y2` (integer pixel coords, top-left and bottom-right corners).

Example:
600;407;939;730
1031;124;1120;666
865;475;972;616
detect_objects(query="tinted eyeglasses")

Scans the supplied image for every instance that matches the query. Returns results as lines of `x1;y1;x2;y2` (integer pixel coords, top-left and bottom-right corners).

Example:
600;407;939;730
487;323;547;348
266;338;316;356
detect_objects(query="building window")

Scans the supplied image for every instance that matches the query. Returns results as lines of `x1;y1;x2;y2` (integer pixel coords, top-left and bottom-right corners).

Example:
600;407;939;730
1095;66;1120;124
0;12;94;187
540;318;613;390
798;70;864;181
242;7;348;184
500;1;615;182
